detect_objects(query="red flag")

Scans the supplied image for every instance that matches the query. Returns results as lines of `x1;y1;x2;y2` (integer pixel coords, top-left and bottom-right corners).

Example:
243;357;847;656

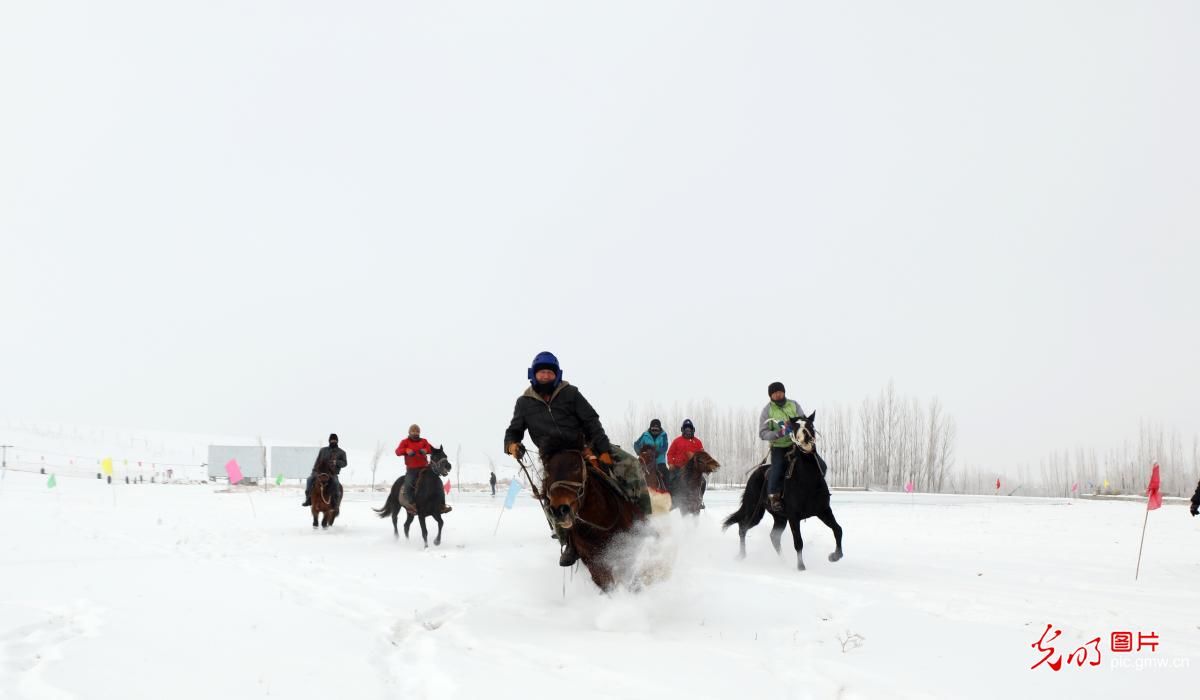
443;480;452;495
996;478;1001;490
1146;462;1162;511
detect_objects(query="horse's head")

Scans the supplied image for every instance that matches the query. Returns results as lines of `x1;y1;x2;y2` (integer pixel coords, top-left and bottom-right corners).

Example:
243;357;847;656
637;444;657;467
786;411;817;454
686;450;721;475
538;435;587;529
429;444;452;477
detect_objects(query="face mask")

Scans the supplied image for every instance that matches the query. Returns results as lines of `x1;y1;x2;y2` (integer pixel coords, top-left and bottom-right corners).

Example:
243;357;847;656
773;398;787;407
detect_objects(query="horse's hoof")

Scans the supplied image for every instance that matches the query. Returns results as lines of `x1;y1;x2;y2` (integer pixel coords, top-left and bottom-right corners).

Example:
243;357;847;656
797;562;806;571
736;552;746;561
828;551;843;562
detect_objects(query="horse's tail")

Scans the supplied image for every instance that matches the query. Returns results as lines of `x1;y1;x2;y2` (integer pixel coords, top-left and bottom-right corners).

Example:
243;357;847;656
374;477;403;519
722;465;768;532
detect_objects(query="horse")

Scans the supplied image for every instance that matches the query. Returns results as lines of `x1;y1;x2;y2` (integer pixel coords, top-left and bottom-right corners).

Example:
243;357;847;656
637;444;673;514
310;467;339;529
722;412;843;570
373;445;452;547
669;450;721;516
541;436;646;591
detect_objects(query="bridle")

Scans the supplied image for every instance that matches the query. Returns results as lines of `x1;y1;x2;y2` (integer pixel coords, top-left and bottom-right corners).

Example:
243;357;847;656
543;449;620;532
788;420;817;454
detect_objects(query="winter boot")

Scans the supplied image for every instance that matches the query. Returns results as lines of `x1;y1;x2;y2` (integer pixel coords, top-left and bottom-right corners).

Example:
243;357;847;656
559;536;579;567
767;493;784;513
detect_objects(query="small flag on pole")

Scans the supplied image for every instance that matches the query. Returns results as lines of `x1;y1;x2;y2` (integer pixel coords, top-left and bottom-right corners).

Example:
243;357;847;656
47;474;57;488
1071;482;1078;493
443;480;452;495
225;459;243;485
101;458;113;476
503;477;522;509
1146;462;1162;511
995;478;1001;490
275;473;284;486
904;480;913;493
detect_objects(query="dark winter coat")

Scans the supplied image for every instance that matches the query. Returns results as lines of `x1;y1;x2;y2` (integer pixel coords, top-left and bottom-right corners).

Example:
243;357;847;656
1191;480;1200;512
312;445;348;475
503;381;613;456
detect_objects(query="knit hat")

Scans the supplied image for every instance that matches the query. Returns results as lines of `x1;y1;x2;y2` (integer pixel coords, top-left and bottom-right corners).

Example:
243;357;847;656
681;419;695;433
768;381;786;396
527;351;562;388
649;419;662;430
328;433;338;443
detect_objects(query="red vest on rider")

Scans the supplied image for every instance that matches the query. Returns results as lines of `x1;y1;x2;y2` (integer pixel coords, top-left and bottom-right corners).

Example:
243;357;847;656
396;437;433;468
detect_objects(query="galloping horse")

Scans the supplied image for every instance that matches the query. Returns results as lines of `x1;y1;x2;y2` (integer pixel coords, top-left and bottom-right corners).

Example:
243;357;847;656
310;465;339;529
670;450;721;516
374;445;453;547
540;436;645;591
722;412;843;570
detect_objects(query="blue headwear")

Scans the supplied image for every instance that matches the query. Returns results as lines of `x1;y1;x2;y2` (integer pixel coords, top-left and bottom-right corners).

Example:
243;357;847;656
527;351;562;389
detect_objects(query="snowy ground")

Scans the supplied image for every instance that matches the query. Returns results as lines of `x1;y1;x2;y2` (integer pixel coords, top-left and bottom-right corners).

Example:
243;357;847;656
1;469;1197;700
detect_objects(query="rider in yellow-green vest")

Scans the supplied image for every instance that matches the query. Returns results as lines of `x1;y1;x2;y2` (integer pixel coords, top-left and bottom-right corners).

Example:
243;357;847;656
759;381;804;513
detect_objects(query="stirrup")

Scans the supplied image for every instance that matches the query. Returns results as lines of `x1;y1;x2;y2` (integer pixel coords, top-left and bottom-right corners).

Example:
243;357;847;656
441;505;453;514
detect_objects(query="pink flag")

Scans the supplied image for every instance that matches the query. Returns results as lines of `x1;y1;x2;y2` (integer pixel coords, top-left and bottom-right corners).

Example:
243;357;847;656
904;480;913;493
1146;462;1162;511
443;480;452;495
1071;482;1078;492
995;478;1001;490
225;459;244;485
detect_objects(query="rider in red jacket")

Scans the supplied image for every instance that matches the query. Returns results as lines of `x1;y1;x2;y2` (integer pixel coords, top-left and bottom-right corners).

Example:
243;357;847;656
396;424;433;510
667;419;704;469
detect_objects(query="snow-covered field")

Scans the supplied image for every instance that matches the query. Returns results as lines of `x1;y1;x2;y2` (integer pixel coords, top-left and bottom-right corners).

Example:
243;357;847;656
2;467;1197;699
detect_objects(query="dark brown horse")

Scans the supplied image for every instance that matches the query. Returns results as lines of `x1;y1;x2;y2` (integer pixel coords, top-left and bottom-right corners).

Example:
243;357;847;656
637;445;673;514
310;470;339;529
670;450;721;516
541;437;645;591
373;446;453;547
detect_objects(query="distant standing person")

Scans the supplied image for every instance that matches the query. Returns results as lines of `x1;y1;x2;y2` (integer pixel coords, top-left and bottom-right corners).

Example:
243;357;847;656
490;471;497;496
1190;479;1199;517
634;418;669;487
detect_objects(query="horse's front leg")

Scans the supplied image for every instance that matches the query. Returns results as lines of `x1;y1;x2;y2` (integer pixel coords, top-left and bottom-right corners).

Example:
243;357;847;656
817;507;844;562
312;508;318;529
418;515;430;548
432;514;444;546
788;517;805;571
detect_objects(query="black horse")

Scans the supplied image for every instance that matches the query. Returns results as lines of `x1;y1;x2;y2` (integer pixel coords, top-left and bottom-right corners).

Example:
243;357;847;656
722;412;843;570
373;446;452;547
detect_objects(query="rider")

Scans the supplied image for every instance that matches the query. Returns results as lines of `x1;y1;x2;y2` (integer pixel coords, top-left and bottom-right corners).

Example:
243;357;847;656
504;351;651;567
301;433;347;507
396;424;448;514
760;382;805;513
666;419;705;484
633;419;669;486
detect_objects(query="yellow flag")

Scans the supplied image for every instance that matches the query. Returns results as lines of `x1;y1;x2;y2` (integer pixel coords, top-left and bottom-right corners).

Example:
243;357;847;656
102;457;113;476
1103;479;1109;489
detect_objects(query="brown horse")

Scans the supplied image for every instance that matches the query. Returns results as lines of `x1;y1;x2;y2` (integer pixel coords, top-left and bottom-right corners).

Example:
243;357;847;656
637;445;673;514
310;471;339;529
541;437;646;591
670;450;721;516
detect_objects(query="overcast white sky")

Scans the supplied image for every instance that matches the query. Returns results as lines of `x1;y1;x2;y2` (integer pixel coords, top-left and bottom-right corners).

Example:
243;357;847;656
2;1;1197;473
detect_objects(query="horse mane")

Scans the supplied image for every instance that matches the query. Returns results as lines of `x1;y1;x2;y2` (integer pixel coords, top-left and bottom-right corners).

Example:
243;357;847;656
688;450;721;474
